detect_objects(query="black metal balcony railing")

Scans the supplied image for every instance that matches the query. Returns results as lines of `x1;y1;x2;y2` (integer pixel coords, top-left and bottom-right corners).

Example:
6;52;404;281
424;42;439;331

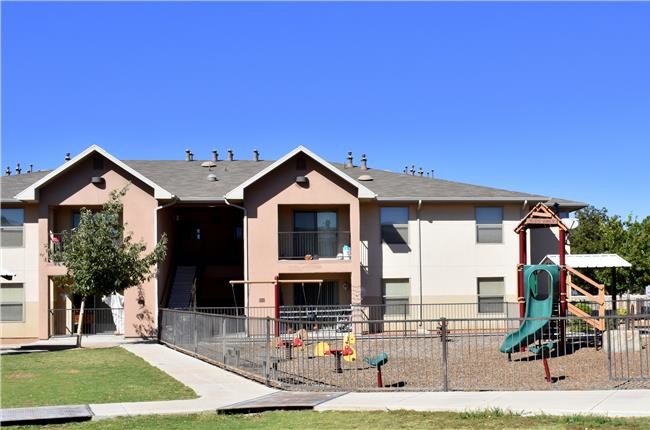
278;231;351;259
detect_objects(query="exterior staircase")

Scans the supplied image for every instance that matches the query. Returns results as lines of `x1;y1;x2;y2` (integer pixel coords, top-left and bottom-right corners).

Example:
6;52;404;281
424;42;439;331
167;266;197;309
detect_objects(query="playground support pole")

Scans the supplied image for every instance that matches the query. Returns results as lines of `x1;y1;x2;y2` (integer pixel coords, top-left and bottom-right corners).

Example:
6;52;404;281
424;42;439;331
559;229;567;350
518;230;527;319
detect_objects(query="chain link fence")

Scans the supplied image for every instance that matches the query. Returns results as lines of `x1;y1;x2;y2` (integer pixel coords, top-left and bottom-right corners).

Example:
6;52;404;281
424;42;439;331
159;308;650;391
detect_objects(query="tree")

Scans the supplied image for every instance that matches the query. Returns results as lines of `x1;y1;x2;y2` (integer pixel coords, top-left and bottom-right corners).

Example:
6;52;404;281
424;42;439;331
49;186;167;346
569;206;650;308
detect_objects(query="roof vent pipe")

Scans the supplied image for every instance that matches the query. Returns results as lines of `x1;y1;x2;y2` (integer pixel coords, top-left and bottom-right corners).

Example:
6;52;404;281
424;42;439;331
227;149;234;161
65;153;71;162
431;169;435;179
28;164;33;173
360;154;368;171
403;166;408;174
15;163;21;175
253;149;259;162
212;150;218;162
345;152;353;168
418;167;423;177
189;151;194;161
185;149;191;161
5;166;10;176
410;165;416;176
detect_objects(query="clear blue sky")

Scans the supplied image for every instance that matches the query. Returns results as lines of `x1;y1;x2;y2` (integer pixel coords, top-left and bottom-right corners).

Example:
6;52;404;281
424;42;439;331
2;2;649;218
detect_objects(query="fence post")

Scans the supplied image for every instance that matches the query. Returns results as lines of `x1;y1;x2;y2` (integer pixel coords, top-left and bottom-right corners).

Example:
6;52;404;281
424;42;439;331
404;303;408;336
265;317;271;386
222;317;227;364
440;317;449;392
607;317;613;380
193;312;198;354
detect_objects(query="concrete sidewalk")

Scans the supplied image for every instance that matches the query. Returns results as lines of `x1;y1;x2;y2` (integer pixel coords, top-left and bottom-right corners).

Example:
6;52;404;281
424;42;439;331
115;343;650;419
314;390;650;417
90;343;275;418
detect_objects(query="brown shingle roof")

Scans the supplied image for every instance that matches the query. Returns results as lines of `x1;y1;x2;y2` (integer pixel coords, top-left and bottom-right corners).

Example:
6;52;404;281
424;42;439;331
0;156;586;209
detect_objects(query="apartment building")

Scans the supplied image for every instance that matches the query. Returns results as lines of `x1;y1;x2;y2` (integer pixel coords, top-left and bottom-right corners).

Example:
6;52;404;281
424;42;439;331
0;145;585;342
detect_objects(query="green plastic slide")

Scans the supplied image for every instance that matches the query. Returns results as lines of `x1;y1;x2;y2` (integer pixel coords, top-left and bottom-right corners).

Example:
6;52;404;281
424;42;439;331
499;265;559;354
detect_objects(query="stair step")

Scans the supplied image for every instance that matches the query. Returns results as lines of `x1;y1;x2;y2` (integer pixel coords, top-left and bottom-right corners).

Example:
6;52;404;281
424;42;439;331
168;266;197;308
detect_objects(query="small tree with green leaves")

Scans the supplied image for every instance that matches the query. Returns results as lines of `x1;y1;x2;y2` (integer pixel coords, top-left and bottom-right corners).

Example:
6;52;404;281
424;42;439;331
49;186;167;346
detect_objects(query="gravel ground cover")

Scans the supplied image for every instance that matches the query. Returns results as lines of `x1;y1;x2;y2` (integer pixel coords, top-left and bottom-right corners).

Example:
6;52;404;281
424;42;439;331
185;329;650;391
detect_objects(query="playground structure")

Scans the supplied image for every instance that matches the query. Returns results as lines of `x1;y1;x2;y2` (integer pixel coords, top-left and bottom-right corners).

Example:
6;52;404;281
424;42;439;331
500;203;610;381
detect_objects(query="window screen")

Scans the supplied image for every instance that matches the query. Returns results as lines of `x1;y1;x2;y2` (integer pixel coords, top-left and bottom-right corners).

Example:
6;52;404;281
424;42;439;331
476;207;503;243
1;208;24;247
381;207;408;244
383;279;410;315
477;277;505;313
0;284;24;322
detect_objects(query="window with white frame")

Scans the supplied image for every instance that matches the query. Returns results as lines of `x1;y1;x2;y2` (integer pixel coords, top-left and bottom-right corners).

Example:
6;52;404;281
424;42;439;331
1;208;24;248
380;207;408;244
477;277;505;313
475;207;503;243
0;283;24;322
383;279;410;315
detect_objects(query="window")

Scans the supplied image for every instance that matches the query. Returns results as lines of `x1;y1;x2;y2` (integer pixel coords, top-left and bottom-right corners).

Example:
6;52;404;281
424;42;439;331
1;208;24;247
72;212;81;230
477;277;505;313
381;207;408;244
0;283;24;322
476;207;503;243
383;279;410;315
290;211;338;258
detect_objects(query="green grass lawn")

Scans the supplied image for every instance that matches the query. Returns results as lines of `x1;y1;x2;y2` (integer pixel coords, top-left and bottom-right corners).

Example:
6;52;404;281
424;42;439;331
9;410;650;430
0;347;197;408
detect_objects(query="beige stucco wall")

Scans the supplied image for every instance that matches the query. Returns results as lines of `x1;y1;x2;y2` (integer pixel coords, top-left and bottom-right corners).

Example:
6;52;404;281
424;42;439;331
245;156;361;314
360;203;527;310
35;156;161;339
0;204;40;341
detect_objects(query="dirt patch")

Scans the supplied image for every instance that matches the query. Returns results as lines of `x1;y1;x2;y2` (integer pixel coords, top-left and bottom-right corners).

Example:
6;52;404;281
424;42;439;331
6;371;35;380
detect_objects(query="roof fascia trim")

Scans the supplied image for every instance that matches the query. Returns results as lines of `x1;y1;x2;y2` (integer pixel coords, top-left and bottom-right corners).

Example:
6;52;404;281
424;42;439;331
376;196;549;202
224;145;377;200
14;145;174;201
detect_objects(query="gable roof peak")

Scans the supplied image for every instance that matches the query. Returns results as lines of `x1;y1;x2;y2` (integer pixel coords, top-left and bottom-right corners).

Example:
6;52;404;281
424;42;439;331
14;144;173;201
224;145;376;200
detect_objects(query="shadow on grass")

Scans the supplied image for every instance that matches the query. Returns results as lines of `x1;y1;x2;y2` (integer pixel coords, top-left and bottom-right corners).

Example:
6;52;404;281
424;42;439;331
0;345;77;355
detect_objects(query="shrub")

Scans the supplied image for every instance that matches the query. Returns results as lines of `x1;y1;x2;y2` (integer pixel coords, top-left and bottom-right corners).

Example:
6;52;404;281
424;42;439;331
569;302;593;333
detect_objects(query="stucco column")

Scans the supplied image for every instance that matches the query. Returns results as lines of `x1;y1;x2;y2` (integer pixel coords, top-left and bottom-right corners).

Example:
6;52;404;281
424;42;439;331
37;215;50;339
350;200;362;305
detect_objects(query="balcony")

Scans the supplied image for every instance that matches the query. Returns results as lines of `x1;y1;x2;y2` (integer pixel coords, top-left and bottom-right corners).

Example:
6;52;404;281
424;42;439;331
48;232;68;262
278;231;351;260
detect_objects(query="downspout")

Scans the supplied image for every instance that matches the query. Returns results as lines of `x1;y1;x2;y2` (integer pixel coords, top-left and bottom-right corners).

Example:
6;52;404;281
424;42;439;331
225;198;248;310
155;196;178;319
417;199;423;326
